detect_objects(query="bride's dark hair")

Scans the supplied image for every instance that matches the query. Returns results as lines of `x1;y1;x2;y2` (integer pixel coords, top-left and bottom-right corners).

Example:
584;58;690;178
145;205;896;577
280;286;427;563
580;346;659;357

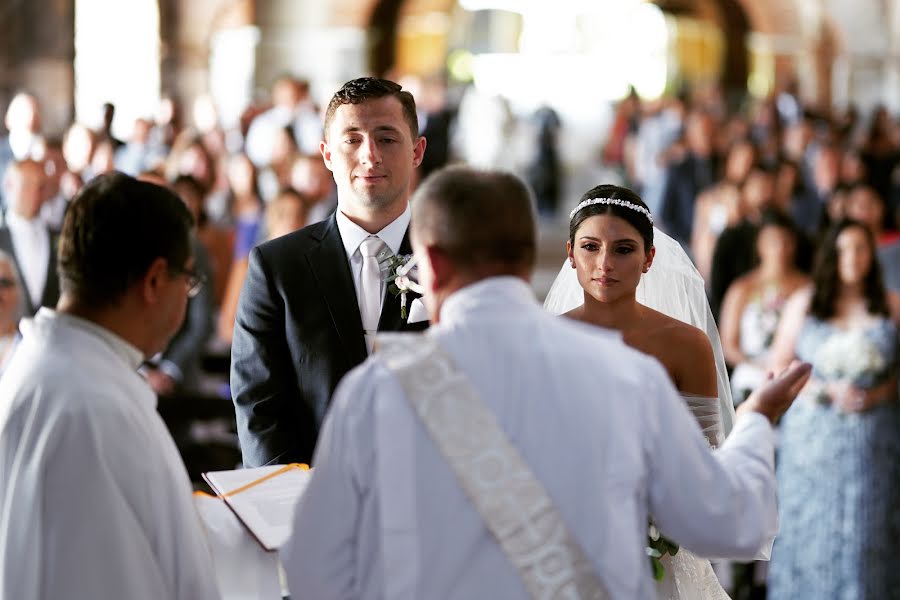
569;184;654;254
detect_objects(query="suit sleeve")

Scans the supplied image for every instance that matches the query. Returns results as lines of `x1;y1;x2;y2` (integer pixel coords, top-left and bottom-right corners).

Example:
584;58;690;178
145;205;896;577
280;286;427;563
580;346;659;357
231;245;304;467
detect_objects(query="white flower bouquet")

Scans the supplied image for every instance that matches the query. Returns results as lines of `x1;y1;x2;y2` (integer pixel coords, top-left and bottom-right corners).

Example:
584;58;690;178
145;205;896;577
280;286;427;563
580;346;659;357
814;329;887;389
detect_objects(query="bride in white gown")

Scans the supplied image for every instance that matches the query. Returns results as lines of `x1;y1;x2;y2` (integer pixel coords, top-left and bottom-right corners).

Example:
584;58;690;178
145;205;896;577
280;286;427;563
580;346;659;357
543;184;737;600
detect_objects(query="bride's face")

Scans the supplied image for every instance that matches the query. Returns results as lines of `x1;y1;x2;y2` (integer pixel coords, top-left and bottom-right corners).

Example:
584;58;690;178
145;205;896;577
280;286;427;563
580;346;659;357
567;214;654;304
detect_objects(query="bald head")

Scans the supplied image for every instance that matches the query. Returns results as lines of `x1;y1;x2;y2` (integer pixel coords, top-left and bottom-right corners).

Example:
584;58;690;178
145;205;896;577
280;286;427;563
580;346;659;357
5;92;40;133
411;166;537;275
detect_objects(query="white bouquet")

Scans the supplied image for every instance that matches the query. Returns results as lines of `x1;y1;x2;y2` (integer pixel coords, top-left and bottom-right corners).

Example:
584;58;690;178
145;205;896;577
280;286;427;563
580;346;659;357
814;329;887;388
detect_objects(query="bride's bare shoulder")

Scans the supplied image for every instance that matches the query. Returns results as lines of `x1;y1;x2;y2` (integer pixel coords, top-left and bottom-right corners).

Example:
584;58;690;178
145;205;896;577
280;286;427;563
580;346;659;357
561;305;585;322
639;307;711;350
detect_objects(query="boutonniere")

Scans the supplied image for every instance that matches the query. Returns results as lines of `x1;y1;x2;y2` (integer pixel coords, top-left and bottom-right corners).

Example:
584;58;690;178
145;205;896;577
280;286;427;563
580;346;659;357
377;250;423;319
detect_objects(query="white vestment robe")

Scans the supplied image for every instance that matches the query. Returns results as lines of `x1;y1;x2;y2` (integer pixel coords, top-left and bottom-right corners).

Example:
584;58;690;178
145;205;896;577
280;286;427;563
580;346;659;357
281;278;778;599
0;309;219;600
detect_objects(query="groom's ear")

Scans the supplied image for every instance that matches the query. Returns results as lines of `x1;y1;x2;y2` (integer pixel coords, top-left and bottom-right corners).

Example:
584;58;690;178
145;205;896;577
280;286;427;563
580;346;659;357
319;140;334;171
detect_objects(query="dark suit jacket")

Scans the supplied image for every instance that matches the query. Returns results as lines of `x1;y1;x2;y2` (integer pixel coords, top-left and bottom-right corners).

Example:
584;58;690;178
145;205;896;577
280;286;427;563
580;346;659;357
659;153;717;247
0;138;14;212
230;215;427;467
0;225;60;316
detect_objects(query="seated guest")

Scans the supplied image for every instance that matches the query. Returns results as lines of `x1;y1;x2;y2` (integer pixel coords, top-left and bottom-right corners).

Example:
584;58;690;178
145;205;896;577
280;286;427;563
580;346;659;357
0;250;24;376
264;187;309;240
143;235;214;397
172;174;233;308
0;172;219;599
289;153;337;224
217;188;308;344
0;159;59;315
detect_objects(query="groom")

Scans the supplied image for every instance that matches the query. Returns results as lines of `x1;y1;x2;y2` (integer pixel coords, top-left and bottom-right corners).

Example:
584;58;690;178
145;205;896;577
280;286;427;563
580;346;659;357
281;166;812;598
231;77;428;467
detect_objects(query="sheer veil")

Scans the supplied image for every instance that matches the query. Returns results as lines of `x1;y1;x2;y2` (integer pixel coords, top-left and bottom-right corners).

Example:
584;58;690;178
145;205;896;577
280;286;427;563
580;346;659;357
543;226;735;436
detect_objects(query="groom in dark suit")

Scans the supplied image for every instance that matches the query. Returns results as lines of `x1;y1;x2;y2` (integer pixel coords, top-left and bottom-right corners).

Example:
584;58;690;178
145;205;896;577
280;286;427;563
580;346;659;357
231;77;428;467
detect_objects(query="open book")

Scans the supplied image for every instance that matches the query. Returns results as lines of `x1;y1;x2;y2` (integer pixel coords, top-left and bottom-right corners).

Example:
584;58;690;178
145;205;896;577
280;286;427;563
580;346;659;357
203;463;312;551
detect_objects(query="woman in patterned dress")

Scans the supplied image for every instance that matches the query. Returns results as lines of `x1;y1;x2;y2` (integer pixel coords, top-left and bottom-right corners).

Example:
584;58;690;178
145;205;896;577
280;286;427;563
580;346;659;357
767;218;900;599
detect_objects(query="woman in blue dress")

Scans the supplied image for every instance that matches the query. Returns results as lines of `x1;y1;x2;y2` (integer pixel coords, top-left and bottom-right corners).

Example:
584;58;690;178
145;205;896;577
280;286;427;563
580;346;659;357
766;218;900;599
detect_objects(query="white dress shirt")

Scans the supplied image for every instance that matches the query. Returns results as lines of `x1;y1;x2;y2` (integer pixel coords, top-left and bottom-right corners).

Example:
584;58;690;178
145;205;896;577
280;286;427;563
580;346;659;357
6;210;49;308
335;204;411;320
0;309;219;600
281;277;778;599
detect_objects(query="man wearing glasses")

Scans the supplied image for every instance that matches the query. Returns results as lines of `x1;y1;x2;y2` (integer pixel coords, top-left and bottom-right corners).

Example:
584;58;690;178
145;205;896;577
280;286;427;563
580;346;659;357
0;172;219;599
143;234;214;398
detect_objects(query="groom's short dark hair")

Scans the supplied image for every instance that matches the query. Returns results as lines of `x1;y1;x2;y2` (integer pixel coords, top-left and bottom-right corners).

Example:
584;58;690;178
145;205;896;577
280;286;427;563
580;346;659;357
324;77;419;140
411;165;536;273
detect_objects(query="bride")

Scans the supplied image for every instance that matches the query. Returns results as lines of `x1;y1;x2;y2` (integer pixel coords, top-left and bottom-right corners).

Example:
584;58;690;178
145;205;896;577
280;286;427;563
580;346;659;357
544;183;739;599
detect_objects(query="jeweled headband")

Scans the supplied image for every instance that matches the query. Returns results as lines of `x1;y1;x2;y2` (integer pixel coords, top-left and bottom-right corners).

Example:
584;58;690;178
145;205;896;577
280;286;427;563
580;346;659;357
569;197;654;225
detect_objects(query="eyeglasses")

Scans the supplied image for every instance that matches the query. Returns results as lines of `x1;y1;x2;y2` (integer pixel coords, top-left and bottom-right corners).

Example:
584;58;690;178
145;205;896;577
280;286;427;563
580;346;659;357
170;265;207;298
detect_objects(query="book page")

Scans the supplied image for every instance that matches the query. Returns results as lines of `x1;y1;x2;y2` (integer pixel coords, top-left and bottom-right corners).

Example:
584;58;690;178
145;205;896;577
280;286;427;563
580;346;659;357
204;464;312;551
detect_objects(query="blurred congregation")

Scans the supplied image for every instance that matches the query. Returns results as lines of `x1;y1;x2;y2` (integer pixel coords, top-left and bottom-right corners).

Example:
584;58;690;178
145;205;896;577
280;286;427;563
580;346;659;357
2;0;900;598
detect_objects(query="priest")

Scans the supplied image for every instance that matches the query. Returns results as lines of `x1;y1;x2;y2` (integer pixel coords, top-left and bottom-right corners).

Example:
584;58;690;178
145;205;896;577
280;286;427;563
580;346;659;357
281;165;811;599
0;172;219;599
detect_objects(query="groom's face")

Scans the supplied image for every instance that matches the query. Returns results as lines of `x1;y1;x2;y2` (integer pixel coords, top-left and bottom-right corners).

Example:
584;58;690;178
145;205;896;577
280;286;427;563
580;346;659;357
320;96;426;217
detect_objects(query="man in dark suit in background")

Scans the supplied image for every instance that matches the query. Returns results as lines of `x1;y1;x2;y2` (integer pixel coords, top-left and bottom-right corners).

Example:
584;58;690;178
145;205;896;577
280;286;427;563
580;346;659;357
0;159;59;316
231;77;428;467
659;109;718;248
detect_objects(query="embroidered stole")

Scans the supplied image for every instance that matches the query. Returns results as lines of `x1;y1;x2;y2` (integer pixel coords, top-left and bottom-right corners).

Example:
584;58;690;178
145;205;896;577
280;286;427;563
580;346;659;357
378;333;610;600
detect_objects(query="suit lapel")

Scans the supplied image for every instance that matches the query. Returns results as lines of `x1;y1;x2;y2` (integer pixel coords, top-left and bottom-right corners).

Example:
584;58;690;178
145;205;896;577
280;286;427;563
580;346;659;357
377;227;420;332
306;216;368;366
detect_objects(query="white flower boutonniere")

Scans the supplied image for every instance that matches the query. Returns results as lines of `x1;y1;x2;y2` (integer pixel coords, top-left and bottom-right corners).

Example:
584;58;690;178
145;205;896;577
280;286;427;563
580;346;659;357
377;250;423;319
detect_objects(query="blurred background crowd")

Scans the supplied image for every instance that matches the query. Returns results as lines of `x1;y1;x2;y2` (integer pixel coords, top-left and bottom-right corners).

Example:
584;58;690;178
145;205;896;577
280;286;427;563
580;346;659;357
3;0;900;597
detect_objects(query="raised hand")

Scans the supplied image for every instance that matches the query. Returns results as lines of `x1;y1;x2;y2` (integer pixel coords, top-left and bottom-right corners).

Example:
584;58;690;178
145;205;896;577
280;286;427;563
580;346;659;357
737;360;813;423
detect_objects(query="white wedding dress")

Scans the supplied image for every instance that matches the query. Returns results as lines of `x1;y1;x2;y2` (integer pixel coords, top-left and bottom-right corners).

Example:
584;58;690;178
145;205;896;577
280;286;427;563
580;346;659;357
544;227;735;600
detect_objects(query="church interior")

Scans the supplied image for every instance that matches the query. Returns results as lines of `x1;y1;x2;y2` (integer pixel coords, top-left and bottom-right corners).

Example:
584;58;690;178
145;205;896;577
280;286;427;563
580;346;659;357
2;1;900;597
